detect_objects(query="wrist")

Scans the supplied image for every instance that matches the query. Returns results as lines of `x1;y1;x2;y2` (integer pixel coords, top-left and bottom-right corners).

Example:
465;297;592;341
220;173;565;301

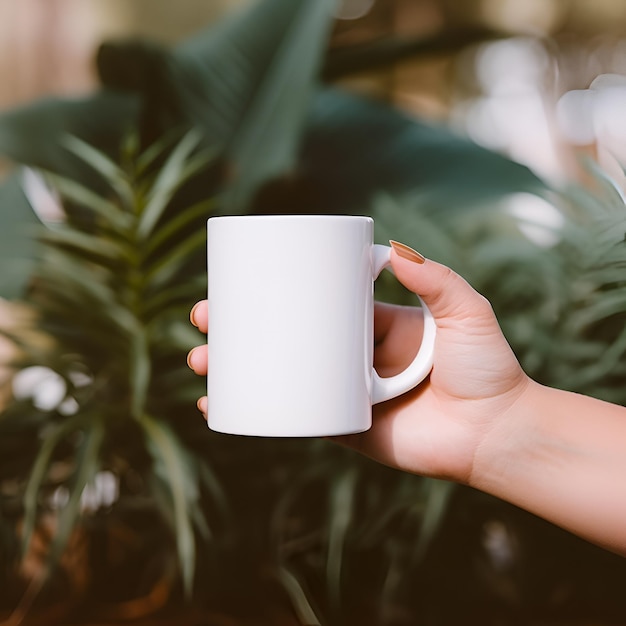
467;376;543;493
466;380;626;554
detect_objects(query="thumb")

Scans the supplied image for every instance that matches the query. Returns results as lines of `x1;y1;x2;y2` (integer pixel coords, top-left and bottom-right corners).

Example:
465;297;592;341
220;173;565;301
389;241;488;320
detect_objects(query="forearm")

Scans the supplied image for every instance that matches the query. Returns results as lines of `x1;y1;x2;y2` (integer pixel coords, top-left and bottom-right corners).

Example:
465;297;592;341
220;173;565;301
471;380;626;555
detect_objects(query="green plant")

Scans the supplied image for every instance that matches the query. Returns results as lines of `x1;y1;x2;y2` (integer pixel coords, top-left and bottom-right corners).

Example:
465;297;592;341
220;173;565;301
1;0;594;623
258;170;626;625
0;133;223;619
0;0;541;300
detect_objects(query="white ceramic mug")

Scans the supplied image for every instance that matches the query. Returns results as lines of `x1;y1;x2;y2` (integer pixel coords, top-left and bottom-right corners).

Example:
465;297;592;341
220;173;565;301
206;215;436;437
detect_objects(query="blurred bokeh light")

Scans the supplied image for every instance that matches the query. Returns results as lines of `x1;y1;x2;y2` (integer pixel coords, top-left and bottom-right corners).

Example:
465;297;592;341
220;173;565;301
4;0;626;219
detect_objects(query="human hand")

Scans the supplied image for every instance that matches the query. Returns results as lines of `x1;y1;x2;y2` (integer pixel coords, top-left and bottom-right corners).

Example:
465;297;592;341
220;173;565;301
187;242;531;486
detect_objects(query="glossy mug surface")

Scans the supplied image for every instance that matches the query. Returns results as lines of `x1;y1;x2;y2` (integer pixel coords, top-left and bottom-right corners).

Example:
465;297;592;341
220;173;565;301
207;215;436;437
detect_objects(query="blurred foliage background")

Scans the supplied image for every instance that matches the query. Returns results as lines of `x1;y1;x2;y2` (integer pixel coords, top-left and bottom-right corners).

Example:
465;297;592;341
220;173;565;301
1;1;626;625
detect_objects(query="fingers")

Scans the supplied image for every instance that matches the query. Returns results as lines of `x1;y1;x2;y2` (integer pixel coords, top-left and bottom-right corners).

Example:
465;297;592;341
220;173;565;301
197;396;208;421
374;303;424;376
190;300;208;332
189;301;208;421
374;302;397;344
188;300;208;375
187;345;207;375
189;301;209;421
389;243;491;321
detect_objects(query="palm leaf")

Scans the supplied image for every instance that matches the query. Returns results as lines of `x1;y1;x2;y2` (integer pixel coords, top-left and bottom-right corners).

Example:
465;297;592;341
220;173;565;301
43;173;132;232
143;229;206;291
326;466;357;612
38;227;129;267
0;133;218;602
130;330;151;420
0;92;138;182
62;134;133;207
140;414;197;596
138;129;203;238
143;197;214;258
144;275;206;321
46;418;104;566
410;480;455;564
171;0;337;211
0;174;41;298
277;566;322;626
259;88;545;216
20;414;83;556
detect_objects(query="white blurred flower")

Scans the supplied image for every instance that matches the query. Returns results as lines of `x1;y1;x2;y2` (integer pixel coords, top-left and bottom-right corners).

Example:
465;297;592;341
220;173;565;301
557;73;626;162
504;192;564;248
80;471;119;512
49;471;120;513
11;365;89;414
12;366;68;411
20;167;65;224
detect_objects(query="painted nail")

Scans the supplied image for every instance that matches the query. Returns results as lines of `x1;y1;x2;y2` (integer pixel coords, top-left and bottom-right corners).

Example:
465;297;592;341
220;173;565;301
187;347;197;369
190;302;201;327
389;240;426;264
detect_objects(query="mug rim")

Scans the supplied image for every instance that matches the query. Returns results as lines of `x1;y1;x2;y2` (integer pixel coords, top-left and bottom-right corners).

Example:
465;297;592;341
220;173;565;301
208;214;372;224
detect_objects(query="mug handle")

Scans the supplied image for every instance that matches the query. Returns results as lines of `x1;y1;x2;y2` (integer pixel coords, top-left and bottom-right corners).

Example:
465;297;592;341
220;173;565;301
371;244;436;404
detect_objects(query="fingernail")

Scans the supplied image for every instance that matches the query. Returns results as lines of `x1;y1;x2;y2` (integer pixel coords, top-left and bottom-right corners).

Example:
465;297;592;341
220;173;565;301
197;397;208;420
187;347;197;369
190;302;201;327
389;240;425;264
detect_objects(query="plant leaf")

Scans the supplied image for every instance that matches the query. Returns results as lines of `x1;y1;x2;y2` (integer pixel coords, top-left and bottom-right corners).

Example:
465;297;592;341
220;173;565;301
411;479;455;563
45;173;132;232
276;566;322;626
326;466;357;611
34;248;138;341
39;226;127;267
0;173;41;298
171;0;337;211
46;418;104;566
143;197;214;258
0;92;138;183
21;415;83;556
140;414;197;596
138;130;204;239
143;229;206;291
253;88;545;215
130;330;151;419
144;276;206;321
62;135;134;207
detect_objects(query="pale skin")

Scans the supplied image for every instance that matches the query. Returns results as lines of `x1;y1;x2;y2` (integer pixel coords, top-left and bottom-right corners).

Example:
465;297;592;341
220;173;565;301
187;242;626;557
